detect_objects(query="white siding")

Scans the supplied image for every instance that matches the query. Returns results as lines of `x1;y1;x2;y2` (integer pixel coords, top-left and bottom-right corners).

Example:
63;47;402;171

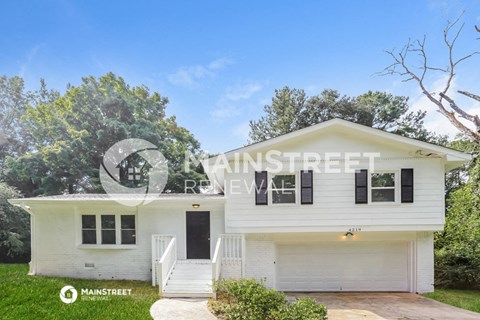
244;237;276;288
416;231;435;293
30;202;224;281
224;131;446;233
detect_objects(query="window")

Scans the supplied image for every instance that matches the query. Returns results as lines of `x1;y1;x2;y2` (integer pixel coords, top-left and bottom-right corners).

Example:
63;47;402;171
81;214;136;246
121;215;136;244
82;215;96;244
101;215;116;244
371;172;395;202
271;174;296;204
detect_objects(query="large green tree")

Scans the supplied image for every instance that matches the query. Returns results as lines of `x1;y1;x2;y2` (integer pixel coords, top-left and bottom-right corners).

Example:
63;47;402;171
249;87;445;144
0;182;29;262
435;138;480;289
2;73;205;196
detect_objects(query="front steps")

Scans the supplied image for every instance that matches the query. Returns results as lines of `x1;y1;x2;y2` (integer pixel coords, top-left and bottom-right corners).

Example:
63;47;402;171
162;260;213;298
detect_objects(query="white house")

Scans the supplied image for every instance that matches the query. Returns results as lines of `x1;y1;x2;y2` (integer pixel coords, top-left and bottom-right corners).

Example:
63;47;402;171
9;119;472;297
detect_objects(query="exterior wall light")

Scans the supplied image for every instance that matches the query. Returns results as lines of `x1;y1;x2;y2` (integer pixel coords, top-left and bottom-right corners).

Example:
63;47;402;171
192;204;200;209
344;231;354;238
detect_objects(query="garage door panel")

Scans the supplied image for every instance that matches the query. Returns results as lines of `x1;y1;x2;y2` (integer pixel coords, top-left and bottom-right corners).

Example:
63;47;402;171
277;242;409;292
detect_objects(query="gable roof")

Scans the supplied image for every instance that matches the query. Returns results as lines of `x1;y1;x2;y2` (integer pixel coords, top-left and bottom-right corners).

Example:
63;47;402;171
201;118;473;187
208;118;472;162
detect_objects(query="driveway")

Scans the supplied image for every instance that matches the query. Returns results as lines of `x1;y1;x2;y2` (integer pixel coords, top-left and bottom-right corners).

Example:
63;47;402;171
288;292;480;320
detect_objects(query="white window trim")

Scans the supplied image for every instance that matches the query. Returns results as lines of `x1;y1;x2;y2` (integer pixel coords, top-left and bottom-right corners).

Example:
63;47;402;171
78;213;137;248
268;173;299;206
368;170;400;205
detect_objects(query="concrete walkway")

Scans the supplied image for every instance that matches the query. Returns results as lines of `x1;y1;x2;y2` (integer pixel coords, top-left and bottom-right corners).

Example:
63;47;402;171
288;292;480;320
150;298;216;320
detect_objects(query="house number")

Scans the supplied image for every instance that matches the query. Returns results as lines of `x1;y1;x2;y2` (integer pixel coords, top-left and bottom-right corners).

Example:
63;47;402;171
348;227;362;232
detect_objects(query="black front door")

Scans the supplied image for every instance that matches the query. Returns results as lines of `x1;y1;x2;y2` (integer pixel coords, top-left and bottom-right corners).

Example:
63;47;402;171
186;211;210;259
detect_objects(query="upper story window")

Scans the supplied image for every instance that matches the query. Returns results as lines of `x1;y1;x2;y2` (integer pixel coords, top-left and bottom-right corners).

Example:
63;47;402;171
81;214;136;245
371;172;396;202
271;174;296;204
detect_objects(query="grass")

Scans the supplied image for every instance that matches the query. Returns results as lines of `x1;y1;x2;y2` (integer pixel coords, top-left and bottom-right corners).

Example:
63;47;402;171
0;264;159;320
423;289;480;314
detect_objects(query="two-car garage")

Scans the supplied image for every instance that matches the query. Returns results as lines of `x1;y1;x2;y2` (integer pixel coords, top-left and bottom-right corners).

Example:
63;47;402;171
277;241;410;292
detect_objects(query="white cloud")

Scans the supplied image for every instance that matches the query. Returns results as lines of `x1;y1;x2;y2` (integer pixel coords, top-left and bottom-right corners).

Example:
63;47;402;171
19;45;41;77
210;104;240;120
224;82;262;101
167;58;234;87
210;81;264;120
232;121;251;142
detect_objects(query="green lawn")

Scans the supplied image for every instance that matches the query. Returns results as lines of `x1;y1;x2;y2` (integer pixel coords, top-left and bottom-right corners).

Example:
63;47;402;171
423;289;480;314
0;264;159;320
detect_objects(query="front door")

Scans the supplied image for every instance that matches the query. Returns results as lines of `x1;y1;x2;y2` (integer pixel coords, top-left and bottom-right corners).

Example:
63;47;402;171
186;211;210;259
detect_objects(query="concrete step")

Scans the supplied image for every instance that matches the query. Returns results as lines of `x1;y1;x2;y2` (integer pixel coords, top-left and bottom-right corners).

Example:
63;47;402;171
162;291;213;298
162;260;213;298
167;279;211;285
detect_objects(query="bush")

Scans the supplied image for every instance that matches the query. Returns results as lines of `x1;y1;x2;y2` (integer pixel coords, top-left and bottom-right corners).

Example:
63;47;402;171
434;184;480;289
271;297;327;320
214;278;286;320
211;279;327;320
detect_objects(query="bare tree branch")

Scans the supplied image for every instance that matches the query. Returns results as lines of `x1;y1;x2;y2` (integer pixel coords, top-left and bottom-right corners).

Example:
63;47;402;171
458;90;480;102
379;13;480;143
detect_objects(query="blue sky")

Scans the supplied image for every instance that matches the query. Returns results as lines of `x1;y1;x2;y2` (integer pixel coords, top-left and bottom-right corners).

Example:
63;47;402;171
1;0;479;153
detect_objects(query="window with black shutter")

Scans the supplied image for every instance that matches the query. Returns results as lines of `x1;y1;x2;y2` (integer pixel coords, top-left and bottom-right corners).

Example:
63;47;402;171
355;169;368;204
255;171;268;205
401;168;414;203
301;170;313;204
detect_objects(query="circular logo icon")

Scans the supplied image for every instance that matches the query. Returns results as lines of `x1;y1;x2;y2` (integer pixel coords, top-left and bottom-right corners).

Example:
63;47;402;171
99;139;169;206
60;285;78;304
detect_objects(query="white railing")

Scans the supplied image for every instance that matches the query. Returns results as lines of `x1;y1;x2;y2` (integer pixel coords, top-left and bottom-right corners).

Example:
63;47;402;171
212;237;223;283
151;235;175;286
222;234;244;269
157;237;176;294
212;234;245;284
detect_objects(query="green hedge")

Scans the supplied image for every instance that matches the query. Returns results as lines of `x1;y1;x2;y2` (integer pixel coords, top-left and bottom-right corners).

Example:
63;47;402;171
210;279;327;320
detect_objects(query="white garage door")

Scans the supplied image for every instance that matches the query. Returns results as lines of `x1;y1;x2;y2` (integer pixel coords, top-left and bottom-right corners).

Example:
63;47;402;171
277;242;409;292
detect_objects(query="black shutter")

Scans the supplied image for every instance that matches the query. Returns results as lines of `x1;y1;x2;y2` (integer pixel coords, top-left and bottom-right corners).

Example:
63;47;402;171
301;170;313;204
255;171;268;205
355;169;368;204
401;168;414;203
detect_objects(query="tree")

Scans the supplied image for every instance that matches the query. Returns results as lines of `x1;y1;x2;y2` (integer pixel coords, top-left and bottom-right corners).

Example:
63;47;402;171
0;76;59;167
249;87;445;143
435;138;480;289
0;182;29;262
381;15;480;143
2;73;205;196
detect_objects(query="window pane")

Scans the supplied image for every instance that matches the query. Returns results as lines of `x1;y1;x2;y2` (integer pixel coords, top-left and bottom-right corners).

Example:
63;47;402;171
82;230;96;244
101;215;115;229
371;173;395;188
372;189;395;202
121;215;135;229
121;230;136;244
102;230;116;244
82;215;96;229
272;190;296;204
272;175;295;189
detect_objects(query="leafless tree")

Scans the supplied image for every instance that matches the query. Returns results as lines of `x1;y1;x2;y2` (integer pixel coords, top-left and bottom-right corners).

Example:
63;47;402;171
380;14;480;143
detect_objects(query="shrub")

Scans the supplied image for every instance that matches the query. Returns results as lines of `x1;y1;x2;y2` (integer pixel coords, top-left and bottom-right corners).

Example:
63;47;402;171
212;279;327;320
270;297;327;320
214;278;286;320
